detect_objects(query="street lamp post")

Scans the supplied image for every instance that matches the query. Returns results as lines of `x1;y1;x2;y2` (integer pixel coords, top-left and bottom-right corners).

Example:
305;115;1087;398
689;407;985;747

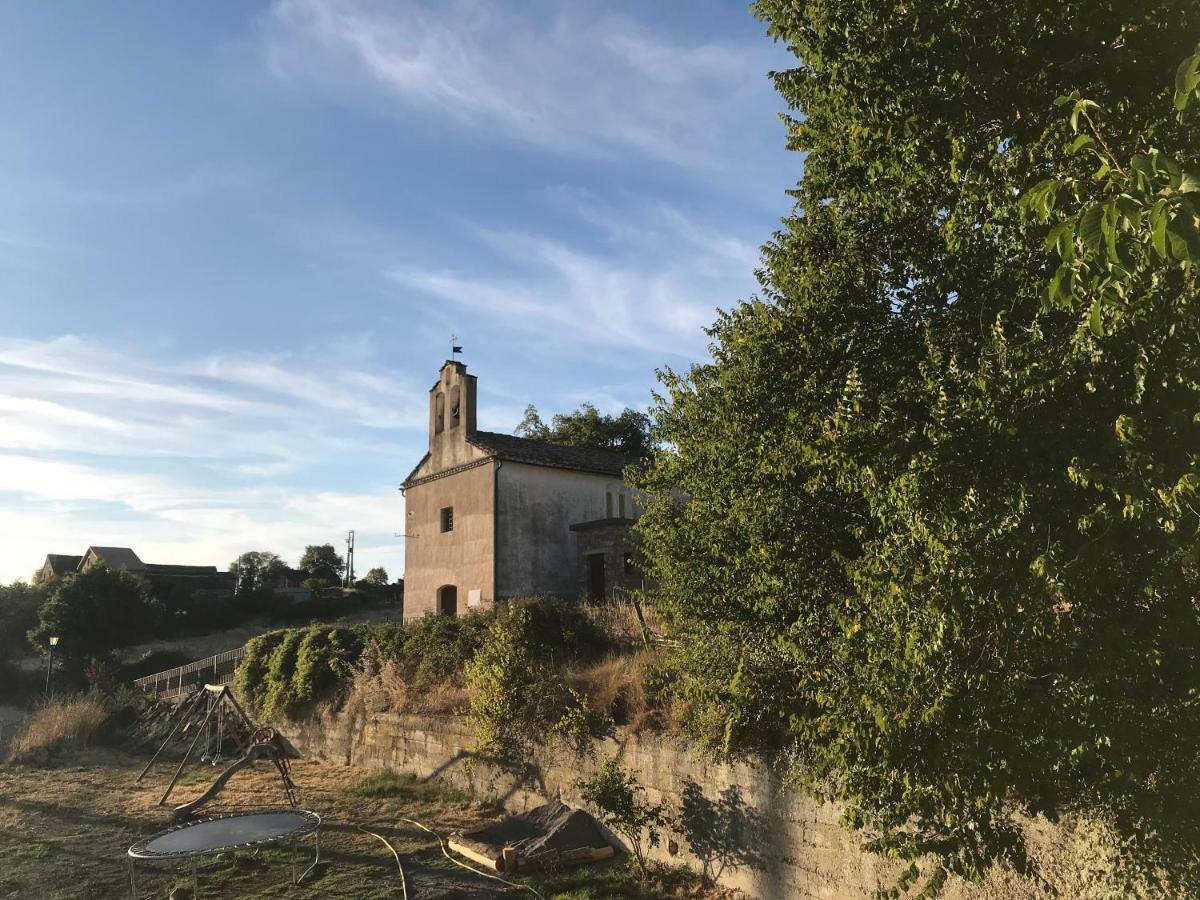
45;636;59;697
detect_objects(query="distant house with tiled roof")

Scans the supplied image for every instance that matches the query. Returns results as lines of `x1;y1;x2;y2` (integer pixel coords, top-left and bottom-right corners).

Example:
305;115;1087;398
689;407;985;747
36;547;234;596
80;546;147;572
401;360;643;618
37;554;83;582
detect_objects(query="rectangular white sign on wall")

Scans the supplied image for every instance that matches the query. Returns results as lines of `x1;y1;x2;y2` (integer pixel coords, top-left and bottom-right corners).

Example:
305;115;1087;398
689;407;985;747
468;589;482;608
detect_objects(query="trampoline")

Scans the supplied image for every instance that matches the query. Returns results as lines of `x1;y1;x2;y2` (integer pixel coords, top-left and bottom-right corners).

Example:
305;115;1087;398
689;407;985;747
127;809;320;897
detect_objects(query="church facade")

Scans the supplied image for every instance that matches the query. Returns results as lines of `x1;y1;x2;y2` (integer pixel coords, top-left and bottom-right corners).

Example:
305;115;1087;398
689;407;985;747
401;360;641;618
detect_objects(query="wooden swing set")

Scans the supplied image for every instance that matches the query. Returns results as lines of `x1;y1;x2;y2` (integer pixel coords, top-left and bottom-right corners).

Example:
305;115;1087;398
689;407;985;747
135;684;298;819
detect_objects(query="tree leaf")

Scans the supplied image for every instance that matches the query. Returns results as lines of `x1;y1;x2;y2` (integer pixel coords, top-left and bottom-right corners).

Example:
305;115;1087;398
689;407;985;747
1089;299;1103;337
1150;199;1170;259
1048;265;1074;306
1069;99;1099;133
1168;199;1200;263
1103;202;1120;264
1069;135;1095;155
1045;221;1074;260
1079;204;1105;253
1175;52;1200;112
1020;179;1060;220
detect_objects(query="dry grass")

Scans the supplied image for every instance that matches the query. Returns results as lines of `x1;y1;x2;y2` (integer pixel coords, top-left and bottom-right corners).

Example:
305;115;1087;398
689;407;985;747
0;747;731;899
348;657;470;717
351;632;666;734
5;696;108;765
571;650;662;732
581;600;665;647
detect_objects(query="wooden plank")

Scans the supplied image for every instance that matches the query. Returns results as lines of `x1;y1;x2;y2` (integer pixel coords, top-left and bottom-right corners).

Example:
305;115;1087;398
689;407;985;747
517;845;614;873
446;839;502;871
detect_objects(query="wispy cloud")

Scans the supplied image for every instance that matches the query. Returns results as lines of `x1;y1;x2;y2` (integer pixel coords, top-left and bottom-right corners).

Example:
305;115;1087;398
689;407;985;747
192;353;425;429
0;334;420;582
259;0;779;168
22;164;261;209
542;186;763;276
385;194;761;358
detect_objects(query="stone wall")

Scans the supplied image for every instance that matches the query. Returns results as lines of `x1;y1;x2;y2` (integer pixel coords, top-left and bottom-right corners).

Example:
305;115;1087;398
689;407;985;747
286;712;1115;899
569;517;645;599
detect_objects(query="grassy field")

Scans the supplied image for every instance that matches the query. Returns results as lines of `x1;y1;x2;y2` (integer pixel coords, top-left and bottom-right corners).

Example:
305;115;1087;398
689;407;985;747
0;749;730;899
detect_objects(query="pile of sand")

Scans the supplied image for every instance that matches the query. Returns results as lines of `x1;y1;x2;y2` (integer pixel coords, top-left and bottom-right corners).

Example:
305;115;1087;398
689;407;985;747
450;800;613;871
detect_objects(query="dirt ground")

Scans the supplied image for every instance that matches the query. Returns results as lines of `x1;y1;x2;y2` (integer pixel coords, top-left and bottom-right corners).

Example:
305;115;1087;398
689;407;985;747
0;750;730;900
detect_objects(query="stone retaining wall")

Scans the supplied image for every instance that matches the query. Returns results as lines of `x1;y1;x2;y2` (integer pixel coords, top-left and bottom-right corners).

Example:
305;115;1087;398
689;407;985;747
287;711;1113;899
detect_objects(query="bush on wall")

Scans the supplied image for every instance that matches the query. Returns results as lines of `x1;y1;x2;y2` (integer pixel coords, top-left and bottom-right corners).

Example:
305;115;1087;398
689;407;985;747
464;597;611;760
237;625;362;721
237;596;615;755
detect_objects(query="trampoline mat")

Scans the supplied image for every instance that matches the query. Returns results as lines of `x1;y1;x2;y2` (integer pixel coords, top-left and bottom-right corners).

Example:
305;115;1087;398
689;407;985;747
129;809;320;859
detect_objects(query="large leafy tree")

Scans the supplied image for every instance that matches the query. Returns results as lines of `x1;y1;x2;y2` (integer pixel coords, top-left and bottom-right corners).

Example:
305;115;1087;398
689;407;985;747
298;544;345;587
229;551;287;594
516;403;653;462
28;566;163;677
0;581;46;660
636;1;1200;890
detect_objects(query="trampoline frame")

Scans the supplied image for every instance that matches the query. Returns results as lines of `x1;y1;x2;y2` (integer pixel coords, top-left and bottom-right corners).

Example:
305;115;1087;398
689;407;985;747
127;808;321;898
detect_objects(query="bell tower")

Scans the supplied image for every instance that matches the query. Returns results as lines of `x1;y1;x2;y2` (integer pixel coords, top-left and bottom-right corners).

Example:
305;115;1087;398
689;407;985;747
428;360;478;461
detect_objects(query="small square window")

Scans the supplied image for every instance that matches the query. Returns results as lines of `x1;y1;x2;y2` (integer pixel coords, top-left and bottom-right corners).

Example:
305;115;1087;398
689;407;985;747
440;506;454;533
618;493;626;519
606;491;613;517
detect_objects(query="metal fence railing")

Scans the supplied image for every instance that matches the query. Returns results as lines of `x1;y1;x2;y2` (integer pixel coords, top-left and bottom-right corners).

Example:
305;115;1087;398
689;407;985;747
133;646;245;698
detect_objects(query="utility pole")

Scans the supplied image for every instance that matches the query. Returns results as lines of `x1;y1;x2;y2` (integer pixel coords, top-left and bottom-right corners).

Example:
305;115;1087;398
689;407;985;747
344;530;355;587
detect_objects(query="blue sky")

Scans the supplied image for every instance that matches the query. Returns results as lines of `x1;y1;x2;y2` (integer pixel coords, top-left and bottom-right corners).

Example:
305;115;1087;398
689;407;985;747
0;1;797;583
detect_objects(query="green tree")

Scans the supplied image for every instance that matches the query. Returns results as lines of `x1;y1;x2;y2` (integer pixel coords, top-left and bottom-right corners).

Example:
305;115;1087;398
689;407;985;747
298;544;345;587
635;4;1200;891
28;566;163;678
0;580;46;659
363;566;389;586
229;551;286;594
516;403;653;462
579;759;671;876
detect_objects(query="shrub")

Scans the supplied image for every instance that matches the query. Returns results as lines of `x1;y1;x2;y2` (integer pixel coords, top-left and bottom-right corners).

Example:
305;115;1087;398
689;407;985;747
579;758;671;875
465;599;612;760
388;611;492;692
240;597;633;758
235;629;288;717
6;696;109;765
238;625;363;721
290;625;362;708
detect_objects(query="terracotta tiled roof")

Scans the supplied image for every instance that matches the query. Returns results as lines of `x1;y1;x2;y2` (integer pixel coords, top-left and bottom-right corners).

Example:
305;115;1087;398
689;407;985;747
468;431;629;477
